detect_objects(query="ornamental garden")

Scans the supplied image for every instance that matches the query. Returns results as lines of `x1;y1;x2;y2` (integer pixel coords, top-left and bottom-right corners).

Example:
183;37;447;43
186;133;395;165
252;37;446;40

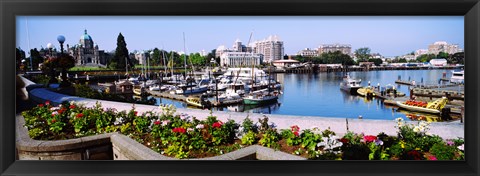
20;100;464;160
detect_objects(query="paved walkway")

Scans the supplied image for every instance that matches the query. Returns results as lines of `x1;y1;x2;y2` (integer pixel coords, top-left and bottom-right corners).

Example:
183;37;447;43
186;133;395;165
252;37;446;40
24;78;464;140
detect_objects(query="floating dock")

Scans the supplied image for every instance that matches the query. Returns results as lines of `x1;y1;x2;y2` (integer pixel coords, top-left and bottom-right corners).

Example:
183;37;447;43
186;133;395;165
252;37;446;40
146;90;187;101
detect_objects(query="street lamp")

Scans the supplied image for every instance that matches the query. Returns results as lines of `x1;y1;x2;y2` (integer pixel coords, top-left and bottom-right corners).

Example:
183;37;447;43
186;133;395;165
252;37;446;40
57;35;65;54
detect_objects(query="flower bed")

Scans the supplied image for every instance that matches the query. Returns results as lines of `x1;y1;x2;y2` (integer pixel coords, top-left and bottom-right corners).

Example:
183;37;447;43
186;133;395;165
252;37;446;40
20;101;465;160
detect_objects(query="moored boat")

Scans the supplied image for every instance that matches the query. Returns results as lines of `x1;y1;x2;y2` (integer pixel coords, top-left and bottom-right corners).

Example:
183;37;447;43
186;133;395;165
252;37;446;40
340;73;362;94
396;97;448;114
186;95;210;108
357;87;375;97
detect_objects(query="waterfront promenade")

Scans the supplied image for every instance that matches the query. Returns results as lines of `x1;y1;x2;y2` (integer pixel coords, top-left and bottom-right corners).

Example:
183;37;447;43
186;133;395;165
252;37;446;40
22;77;464;140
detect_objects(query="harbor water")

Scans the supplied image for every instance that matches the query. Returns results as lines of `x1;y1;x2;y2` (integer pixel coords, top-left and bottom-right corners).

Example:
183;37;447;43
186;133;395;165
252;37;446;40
150;69;462;121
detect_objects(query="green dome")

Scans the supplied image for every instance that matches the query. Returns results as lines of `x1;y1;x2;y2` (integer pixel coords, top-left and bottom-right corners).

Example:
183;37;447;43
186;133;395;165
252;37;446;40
80;29;92;40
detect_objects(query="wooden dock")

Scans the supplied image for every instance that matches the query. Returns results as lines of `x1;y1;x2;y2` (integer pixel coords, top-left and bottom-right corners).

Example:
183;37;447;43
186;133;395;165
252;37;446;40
395;80;413;85
146;90;187;101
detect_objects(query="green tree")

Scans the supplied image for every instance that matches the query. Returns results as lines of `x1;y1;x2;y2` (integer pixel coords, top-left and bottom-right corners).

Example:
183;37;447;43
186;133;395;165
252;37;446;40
29;48;44;70
436;52;449;59
416;54;436;63
112;33;132;70
16;48;25;72
449;52;464;64
189;52;206;66
368;58;383;66
319;51;354;65
150;48;161;66
354;47;371;62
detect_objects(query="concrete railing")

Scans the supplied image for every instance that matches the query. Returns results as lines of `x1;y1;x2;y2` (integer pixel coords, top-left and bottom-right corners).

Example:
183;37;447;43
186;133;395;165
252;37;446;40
17;114;305;160
16;115;115;160
111;134;306;160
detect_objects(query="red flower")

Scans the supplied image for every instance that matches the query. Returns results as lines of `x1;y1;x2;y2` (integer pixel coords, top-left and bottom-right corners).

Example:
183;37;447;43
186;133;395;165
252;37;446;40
51;119;56;123
293;131;299;137
363;135;377;143
38;104;44;107
45;100;50;105
172;127;186;134
76;113;84;119
154;121;161;125
290;125;300;132
407;150;423;160
69;105;76;109
134;111;138;116
339;138;349;144
212;121;223;128
58;108;66;114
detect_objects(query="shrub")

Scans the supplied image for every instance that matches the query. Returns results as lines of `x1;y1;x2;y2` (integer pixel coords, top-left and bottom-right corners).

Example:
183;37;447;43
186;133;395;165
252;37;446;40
429;143;456;160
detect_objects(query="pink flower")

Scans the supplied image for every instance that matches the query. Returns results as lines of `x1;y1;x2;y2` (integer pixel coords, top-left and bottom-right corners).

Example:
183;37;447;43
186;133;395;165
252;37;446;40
154;121;161;125
428;155;437;160
45;100;50;106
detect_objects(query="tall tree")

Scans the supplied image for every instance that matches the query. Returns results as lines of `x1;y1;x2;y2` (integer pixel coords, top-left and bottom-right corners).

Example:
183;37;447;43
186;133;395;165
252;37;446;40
16;48;25;72
354;47;371;62
29;48;43;70
112;33;132;70
151;48;161;66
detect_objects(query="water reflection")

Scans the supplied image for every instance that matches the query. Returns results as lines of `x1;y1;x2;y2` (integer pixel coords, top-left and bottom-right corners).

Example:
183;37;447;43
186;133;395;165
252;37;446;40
150;69;459;121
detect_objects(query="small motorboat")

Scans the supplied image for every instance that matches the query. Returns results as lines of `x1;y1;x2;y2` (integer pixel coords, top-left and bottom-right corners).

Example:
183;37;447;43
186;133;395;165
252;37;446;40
396;97;448;114
357;87;375;97
186;95;210;108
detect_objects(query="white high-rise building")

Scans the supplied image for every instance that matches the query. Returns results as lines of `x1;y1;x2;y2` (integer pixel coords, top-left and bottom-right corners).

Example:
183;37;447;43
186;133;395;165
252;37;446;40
253;35;284;63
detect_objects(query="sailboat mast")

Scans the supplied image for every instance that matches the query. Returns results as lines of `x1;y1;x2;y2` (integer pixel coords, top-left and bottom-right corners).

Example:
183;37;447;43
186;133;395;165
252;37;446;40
183;32;187;79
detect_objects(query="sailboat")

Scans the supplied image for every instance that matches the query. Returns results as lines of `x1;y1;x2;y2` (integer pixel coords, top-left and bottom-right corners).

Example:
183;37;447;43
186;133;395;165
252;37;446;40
243;32;279;105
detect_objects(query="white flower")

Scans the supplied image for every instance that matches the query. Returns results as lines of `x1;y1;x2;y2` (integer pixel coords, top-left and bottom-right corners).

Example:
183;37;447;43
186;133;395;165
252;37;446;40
187;128;194;133
458;144;464;151
51;111;59;116
50;107;60;111
196;124;204;129
161;120;170;126
413;126;420;133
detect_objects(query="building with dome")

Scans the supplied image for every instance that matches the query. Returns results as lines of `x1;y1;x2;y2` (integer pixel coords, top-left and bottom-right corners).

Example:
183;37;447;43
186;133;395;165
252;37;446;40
67;29;106;67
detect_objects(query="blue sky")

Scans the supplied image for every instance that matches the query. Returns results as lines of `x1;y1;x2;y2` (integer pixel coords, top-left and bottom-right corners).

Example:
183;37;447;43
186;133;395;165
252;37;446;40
16;16;463;57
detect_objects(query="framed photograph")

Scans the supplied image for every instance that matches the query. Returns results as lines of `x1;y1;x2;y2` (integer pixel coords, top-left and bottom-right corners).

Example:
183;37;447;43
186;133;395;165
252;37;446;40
2;0;479;176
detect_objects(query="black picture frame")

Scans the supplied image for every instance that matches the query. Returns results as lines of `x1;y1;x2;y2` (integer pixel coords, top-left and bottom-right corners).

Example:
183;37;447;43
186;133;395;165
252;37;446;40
1;0;479;176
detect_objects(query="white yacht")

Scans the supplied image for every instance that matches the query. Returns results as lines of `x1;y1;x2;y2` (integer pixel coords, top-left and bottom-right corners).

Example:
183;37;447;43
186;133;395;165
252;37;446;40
450;70;464;84
339;73;362;94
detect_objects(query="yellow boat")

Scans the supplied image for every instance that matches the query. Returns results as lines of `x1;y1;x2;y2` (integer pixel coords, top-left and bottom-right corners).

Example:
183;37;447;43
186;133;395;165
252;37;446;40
396;97;448;114
186;96;205;108
357;87;375;97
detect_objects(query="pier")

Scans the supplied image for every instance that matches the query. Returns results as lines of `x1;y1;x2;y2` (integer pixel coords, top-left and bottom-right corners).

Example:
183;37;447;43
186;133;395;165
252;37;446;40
146;90;187;101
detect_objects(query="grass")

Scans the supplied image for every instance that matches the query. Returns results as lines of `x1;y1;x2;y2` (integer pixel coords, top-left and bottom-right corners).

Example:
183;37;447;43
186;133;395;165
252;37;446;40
69;66;111;71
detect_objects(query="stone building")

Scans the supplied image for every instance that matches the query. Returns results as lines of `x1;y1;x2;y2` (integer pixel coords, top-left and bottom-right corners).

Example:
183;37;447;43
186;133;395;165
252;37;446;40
318;43;352;55
428;41;461;55
68;29;106;67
